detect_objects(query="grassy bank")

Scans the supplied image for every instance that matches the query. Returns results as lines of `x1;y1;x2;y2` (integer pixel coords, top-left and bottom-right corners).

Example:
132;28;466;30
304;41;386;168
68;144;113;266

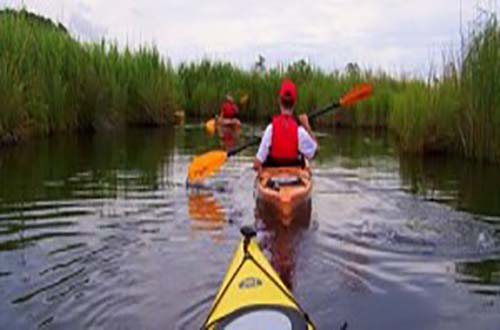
179;13;500;163
178;59;395;128
0;9;182;145
389;14;500;162
1;8;499;163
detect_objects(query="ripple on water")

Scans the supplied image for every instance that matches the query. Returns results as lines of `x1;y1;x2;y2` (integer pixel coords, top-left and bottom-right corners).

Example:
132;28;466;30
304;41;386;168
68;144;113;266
2;128;500;329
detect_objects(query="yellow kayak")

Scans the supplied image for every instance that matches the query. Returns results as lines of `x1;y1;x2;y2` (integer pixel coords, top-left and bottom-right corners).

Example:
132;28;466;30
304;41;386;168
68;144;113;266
202;227;315;329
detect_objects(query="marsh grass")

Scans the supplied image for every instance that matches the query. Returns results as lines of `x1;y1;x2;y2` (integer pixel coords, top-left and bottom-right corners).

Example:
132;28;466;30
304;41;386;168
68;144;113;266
179;60;399;128
2;8;500;163
0;9;181;142
388;13;500;162
459;15;500;162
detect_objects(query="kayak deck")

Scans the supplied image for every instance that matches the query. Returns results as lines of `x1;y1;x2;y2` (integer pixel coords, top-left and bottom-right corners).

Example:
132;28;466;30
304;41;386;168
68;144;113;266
255;165;312;226
202;227;314;329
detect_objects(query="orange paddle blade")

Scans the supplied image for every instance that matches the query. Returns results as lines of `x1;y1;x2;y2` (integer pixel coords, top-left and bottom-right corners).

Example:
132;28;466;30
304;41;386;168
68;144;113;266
340;83;373;106
187;150;228;183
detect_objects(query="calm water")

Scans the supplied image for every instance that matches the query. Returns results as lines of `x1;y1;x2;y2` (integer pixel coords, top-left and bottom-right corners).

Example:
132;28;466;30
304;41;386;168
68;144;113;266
0;126;499;329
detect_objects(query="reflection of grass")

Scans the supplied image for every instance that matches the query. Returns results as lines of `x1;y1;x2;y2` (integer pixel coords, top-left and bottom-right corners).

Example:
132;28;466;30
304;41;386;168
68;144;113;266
0;129;175;203
399;155;500;216
456;259;500;285
314;130;393;166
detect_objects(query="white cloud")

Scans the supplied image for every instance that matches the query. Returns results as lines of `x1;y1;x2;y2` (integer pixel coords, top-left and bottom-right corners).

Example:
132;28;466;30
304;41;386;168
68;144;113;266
1;0;498;72
68;11;106;41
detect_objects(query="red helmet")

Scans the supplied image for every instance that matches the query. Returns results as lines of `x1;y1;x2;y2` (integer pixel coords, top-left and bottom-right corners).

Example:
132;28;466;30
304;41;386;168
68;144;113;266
279;79;297;107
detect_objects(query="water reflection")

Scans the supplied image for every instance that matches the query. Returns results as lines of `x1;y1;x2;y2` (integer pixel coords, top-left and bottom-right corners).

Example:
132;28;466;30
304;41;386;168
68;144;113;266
255;198;312;289
0;129;176;329
1;127;500;329
455;259;500;295
0;129;175;204
188;191;227;242
399;155;500;217
217;125;241;150
397;155;500;296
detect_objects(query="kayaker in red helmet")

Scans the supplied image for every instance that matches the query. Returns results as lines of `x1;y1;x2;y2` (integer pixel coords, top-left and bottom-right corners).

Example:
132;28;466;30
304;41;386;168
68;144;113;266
253;79;318;171
219;94;239;120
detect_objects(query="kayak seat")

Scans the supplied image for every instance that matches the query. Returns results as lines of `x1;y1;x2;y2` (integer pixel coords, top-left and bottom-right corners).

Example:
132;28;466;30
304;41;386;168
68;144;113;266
266;176;304;191
263;155;306;168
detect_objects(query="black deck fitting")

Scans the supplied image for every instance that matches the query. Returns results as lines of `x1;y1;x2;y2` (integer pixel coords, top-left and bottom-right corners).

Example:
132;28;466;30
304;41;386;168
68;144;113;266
240;226;257;239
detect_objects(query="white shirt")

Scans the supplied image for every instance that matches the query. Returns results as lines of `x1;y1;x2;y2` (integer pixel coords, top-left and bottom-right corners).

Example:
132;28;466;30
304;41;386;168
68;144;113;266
256;124;317;163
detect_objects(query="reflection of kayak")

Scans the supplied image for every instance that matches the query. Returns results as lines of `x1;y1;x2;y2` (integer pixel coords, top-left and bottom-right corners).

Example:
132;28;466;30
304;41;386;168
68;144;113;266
255;199;312;289
202;227;315;329
217;117;241;129
256;190;312;230
205;118;241;136
218;122;241;149
255;163;312;226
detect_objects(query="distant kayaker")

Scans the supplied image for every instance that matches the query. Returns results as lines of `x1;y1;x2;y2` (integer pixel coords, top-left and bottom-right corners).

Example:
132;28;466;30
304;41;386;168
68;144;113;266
253;79;318;171
219;94;239;120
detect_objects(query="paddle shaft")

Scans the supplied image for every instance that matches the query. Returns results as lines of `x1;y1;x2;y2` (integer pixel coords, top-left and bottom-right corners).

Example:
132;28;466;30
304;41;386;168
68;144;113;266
226;101;341;157
227;136;260;157
308;101;340;121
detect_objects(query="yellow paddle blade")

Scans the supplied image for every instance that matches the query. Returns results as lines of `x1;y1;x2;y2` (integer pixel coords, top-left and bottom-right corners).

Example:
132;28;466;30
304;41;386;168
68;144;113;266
240;93;249;105
205;119;216;135
188;150;228;183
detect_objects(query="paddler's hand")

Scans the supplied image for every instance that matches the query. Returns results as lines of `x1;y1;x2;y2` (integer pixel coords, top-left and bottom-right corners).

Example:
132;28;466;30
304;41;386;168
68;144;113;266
253;159;262;173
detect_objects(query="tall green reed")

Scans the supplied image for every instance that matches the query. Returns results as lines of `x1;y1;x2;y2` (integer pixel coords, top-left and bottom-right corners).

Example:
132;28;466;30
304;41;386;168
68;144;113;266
178;59;398;126
0;9;181;142
387;11;500;162
2;8;500;165
460;14;500;162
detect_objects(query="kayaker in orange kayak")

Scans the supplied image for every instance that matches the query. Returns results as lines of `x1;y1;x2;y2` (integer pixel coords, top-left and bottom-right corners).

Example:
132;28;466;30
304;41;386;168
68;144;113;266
218;94;240;126
253;79;318;171
205;94;240;135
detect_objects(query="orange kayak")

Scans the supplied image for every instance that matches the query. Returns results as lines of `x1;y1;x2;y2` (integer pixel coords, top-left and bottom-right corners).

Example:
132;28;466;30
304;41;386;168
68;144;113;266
205;118;241;135
255;163;312;226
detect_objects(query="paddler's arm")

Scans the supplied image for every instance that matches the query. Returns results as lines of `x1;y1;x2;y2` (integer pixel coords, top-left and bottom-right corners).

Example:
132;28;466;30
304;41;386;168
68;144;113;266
298;114;317;143
253;124;272;171
219;102;223;117
233;102;239;115
298;114;318;159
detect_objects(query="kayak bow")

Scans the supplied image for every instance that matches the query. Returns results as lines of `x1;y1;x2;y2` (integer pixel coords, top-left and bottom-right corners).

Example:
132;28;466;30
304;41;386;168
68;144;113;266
202;227;314;330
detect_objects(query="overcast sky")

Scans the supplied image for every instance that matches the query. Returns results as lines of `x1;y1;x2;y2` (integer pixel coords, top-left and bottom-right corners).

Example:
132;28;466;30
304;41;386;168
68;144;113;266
1;0;499;74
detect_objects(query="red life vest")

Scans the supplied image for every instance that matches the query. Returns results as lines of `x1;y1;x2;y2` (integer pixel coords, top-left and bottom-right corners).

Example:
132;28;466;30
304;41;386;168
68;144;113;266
270;114;299;162
221;101;237;119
